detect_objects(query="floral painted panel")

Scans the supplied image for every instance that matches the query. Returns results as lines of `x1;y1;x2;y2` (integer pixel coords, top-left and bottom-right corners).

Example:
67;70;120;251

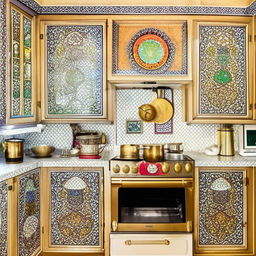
198;170;245;246
0;181;8;256
199;25;247;115
23;17;32;116
50;170;102;246
18;169;40;256
11;9;21;117
46;25;104;117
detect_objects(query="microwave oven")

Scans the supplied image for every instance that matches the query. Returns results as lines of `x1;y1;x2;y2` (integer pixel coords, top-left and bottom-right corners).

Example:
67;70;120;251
239;125;256;156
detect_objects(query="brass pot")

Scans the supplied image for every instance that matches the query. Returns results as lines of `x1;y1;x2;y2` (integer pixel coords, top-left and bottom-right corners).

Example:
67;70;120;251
2;138;24;163
141;144;165;162
120;144;140;159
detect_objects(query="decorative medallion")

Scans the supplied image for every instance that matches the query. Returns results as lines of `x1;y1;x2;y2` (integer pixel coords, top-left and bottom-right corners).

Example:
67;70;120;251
128;28;175;74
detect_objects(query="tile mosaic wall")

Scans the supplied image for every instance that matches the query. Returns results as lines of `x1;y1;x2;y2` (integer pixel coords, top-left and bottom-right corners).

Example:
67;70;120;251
24;88;225;153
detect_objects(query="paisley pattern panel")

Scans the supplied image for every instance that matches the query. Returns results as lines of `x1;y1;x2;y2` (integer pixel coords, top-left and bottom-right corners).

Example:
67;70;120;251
50;170;102;246
46;25;104;117
198;170;245;246
199;25;247;115
18;169;40;256
0;181;8;256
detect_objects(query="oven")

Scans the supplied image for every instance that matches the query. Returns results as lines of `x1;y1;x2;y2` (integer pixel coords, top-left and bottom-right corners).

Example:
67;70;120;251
111;157;193;232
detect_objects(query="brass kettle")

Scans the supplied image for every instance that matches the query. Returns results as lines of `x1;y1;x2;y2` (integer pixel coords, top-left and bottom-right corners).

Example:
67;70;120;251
2;138;24;163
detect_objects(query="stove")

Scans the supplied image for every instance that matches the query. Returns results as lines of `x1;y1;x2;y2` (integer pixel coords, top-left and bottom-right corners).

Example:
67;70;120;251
110;154;194;178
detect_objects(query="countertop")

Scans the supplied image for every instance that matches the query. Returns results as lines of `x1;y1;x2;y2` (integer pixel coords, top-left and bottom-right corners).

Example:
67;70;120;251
1;151;256;182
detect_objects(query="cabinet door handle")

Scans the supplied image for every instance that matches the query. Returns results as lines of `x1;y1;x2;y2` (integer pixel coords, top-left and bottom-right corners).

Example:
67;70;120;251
125;239;170;246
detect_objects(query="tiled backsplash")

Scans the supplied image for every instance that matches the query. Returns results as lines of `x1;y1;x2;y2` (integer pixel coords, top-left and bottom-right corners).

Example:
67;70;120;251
21;88;224;152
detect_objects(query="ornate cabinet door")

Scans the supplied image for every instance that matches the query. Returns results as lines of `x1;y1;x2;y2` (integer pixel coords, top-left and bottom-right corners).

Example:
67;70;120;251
42;167;104;253
194;167;255;255
185;17;254;124
16;169;41;256
108;17;190;83
7;4;36;125
39;19;107;123
0;180;8;256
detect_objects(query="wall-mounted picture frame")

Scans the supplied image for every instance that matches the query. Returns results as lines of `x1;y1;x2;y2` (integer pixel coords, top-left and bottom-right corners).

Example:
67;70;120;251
126;120;143;134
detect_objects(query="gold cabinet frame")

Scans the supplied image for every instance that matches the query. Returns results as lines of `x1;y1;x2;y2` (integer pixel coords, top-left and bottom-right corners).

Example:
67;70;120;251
184;16;255;124
38;16;112;123
194;167;255;256
7;3;37;125
41;167;105;254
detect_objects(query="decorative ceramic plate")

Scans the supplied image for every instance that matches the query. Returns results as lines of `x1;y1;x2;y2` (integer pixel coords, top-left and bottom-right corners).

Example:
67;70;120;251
133;34;169;70
128;28;175;74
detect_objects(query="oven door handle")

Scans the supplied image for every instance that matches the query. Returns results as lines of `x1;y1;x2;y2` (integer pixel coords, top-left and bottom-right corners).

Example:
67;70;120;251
111;180;193;188
125;239;170;246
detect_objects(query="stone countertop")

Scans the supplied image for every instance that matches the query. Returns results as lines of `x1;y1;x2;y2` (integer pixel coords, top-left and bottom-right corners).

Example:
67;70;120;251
0;151;114;182
1;151;256;182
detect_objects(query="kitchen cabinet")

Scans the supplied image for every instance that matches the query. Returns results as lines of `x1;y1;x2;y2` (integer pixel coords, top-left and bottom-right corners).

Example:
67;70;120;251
41;167;104;253
0;180;8;256
184;16;255;124
194;167;255;256
108;16;191;83
7;4;36;125
39;17;112;123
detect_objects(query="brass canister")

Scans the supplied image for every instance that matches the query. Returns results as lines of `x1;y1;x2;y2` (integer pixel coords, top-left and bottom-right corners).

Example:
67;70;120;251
142;144;165;162
120;144;140;159
217;125;235;156
2;138;24;163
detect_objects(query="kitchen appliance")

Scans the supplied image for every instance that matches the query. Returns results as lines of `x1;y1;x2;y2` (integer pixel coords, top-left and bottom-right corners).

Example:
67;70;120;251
75;132;106;159
239;125;256;156
217;124;235;156
110;154;194;232
2;138;24;163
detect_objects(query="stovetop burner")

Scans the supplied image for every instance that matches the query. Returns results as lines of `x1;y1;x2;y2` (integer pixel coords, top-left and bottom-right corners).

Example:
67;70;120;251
110;154;194;178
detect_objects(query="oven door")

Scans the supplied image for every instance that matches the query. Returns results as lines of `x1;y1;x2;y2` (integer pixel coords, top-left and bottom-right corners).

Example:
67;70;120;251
111;178;193;232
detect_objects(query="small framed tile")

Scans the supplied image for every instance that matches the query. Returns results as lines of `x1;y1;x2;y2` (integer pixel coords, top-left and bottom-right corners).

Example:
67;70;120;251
126;120;143;134
154;119;173;134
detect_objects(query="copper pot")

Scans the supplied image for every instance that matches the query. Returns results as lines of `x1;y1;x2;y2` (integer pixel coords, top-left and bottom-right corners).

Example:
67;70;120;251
120;144;140;159
2;138;24;163
141;144;165;162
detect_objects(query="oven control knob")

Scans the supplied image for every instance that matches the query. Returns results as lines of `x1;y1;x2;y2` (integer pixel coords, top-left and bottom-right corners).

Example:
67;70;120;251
122;165;130;173
185;163;192;173
131;166;138;174
162;163;170;173
113;164;120;173
147;164;158;174
174;163;182;173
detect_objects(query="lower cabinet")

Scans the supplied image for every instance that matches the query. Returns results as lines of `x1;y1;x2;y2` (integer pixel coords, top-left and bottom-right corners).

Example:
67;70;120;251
194;167;255;256
41;167;104;253
0;180;8;256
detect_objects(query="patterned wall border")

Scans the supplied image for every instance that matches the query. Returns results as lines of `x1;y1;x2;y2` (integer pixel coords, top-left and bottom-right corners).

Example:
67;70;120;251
246;1;256;15
16;0;255;16
0;0;7;125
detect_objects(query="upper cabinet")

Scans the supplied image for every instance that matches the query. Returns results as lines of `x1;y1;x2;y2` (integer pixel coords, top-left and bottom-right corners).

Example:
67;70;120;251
39;18;111;123
184;17;254;124
7;5;36;125
108;16;191;83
